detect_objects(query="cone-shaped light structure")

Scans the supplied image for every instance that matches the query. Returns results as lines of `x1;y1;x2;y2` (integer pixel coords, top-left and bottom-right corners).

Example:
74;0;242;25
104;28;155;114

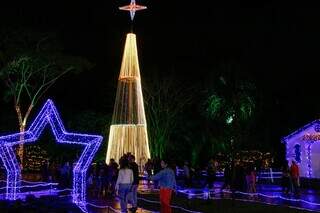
106;33;150;167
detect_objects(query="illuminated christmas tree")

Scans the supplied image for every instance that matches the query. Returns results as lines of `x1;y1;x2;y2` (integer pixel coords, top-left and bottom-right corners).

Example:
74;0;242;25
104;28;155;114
106;33;151;167
106;1;150;166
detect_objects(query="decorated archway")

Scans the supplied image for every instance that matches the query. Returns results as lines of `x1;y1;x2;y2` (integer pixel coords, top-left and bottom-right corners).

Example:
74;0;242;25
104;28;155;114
0;99;102;210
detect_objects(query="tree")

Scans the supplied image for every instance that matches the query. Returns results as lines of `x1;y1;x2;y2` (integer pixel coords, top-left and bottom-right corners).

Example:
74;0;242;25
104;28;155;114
67;110;111;162
205;63;256;156
37;109;112;162
0;28;93;165
143;73;193;158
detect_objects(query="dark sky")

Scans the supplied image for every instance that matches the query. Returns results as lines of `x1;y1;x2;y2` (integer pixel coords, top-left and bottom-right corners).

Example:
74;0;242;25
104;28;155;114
1;2;320;146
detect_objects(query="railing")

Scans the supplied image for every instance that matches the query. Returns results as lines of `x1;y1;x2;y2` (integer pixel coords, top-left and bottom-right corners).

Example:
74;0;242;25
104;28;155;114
175;168;282;183
256;169;282;183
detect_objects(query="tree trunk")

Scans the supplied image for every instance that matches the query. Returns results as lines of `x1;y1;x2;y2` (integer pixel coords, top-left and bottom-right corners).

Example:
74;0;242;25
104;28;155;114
17;124;25;167
15;104;33;168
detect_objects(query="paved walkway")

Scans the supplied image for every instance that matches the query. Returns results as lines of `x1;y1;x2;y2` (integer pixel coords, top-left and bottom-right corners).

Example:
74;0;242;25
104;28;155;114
168;181;320;212
2;178;320;212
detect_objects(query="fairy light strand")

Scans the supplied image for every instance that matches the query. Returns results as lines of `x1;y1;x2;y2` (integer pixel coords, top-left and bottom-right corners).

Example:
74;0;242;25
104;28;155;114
106;33;151;167
0;99;102;211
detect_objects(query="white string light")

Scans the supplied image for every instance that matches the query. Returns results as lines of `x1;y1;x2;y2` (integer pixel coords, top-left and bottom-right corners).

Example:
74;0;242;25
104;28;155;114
106;33;151;167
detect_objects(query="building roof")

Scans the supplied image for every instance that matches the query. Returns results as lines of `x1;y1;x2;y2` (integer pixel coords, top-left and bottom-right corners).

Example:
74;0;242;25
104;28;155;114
281;119;320;143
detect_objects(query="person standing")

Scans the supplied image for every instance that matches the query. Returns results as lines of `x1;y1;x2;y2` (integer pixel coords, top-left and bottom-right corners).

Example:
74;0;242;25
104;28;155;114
183;161;191;187
151;159;176;213
87;168;95;198
290;160;300;195
108;158;119;196
60;162;70;188
97;163;107;198
128;155;139;213
281;160;291;194
206;159;216;189
145;159;153;185
221;162;232;191
153;157;161;189
115;158;133;213
246;166;256;193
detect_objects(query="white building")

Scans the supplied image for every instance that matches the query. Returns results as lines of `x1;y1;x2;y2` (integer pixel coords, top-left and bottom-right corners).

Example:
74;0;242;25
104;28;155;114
282;120;320;179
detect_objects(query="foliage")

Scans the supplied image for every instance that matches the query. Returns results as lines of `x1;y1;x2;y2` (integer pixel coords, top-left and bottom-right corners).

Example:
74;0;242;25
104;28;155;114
206;93;225;120
205;80;256;125
204;64;257;153
67;110;112;162
0;28;94;165
31;110;111;163
0;28;93;107
144;73;193;158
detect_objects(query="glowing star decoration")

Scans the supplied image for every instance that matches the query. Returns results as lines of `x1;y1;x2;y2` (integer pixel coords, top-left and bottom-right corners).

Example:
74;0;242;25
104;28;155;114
106;33;151;168
119;0;147;21
0;100;102;210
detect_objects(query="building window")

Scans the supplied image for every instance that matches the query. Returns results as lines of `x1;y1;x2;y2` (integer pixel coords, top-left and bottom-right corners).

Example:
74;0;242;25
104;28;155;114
294;144;301;163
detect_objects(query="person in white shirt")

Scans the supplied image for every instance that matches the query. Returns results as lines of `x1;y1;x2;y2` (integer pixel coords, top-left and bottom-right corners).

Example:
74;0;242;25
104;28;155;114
115;157;133;213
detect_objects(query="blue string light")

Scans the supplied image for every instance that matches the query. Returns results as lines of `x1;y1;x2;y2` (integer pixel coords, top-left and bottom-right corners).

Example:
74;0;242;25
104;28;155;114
225;197;320;213
0;99;103;210
281;119;320;142
282;120;320;178
178;188;320;207
0;182;58;191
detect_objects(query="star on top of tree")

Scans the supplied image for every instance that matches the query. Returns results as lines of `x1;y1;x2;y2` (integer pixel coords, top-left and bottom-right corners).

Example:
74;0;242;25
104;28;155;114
119;0;147;21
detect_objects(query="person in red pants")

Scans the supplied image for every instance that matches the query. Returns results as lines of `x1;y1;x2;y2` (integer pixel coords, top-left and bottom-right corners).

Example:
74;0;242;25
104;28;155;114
151;159;176;213
290;160;300;195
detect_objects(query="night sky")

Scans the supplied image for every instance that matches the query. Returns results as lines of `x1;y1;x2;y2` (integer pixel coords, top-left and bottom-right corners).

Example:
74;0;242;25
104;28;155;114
1;2;320;157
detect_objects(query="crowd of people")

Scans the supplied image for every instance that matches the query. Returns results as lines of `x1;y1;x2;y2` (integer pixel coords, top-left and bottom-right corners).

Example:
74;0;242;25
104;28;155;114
28;155;301;213
35;154;178;213
181;158;258;194
87;153;176;213
181;158;301;196
39;161;74;188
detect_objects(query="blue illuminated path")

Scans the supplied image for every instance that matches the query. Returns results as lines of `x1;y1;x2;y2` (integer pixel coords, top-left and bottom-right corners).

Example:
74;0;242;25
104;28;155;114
169;181;320;212
1;178;320;212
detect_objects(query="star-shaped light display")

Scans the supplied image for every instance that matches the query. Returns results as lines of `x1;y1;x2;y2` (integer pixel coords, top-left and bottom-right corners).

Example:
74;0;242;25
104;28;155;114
0;99;102;209
119;0;147;21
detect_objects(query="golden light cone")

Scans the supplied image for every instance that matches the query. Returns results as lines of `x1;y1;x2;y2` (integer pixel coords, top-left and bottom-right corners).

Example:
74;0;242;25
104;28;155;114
106;33;151;167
